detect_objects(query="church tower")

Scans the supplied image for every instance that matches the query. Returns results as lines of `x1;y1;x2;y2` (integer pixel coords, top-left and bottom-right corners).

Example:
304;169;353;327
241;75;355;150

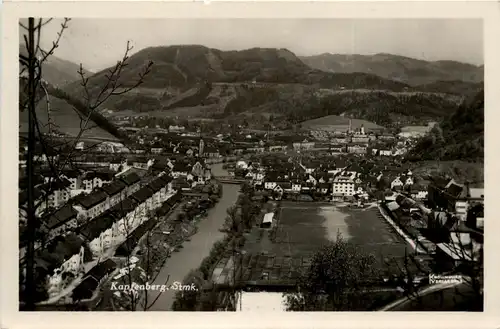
199;138;205;157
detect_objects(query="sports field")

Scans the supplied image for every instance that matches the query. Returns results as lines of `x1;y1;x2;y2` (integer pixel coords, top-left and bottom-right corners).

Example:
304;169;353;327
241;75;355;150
236;202;410;285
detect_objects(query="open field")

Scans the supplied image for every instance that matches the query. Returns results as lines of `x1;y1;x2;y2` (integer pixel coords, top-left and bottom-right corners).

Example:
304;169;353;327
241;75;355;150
301;115;385;132
232;202;411;286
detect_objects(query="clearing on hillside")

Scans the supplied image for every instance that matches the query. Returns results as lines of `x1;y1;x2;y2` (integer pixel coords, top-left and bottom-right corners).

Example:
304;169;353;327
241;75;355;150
300;115;385;132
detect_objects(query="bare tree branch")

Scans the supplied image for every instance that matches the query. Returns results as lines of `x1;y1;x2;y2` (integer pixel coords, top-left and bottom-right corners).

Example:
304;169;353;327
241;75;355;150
38;18;71;65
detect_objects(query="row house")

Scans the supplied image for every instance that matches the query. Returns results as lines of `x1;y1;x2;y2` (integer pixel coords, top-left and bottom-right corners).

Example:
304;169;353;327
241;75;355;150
408;184;429;200
150;157;174;176
300;181;316;192
277;182;293;193
371;148;392;156
245;170;265;183
60;170;84;190
172;177;192;191
130;186;155;219
291;181;302;192
330;144;345;153
292;141;315;151
347;143;368;154
73;190;110;222
109;158;129;172
78;211;118;258
247;146;266;153
316;171;333;184
146;175;174;208
34;178;72;215
80;191;152;258
132;158;154;170
151;147;164;154
78;198;144;259
264;171;290;190
82;171;114;192
351;135;370;144
37;234;86;298
332;136;350;144
172;162;190;178
268;145;287;152
390;174;414;190
117;171;141;196
379;149;393;156
41;204;79;242
110;198;143;238
203;147;220;158
101;179;128;209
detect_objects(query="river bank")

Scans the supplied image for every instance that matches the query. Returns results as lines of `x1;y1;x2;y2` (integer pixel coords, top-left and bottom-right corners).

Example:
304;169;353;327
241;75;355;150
146;184;241;311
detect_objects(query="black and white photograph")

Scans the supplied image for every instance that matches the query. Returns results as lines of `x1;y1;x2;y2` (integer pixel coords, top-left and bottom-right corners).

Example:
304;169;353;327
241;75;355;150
3;2;494;323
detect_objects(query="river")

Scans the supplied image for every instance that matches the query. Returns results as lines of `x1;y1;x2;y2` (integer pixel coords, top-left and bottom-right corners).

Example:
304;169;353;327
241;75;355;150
147;163;239;311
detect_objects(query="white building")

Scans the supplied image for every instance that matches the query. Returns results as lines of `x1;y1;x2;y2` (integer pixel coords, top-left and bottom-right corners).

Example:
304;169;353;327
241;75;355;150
236;292;286;312
332;172;357;196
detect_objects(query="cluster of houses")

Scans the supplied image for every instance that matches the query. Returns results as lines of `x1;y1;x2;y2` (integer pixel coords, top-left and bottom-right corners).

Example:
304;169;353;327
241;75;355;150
426;177;484;228
108;120;415;160
383;176;484;275
229;153;437;204
18;152;214;302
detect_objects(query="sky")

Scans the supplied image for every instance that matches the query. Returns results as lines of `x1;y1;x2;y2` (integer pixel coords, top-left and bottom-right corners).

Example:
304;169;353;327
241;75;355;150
24;18;483;72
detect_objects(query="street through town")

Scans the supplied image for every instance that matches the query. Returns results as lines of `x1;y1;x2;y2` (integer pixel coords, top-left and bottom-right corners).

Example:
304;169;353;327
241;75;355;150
147;170;239;310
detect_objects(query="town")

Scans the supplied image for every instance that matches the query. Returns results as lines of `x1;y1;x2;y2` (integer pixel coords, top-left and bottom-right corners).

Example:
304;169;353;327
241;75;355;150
18;115;484;311
16;17;484;313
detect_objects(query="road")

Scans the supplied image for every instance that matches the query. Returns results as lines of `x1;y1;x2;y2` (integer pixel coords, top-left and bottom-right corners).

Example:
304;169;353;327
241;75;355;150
147;182;240;311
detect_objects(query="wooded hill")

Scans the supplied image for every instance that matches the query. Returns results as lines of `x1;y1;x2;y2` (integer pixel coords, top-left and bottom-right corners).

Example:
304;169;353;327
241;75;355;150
406;89;484;162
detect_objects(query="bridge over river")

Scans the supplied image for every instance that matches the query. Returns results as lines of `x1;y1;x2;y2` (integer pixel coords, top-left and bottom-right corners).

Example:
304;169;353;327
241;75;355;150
213;176;247;184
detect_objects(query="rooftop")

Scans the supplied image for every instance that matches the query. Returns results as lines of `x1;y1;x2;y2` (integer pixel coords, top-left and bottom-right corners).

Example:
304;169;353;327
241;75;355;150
83;171;115;182
130;186;154;203
77;190;108;209
109;198;138;217
43;204;78;230
78;211;117;241
101;180;127;197
118;171;141;186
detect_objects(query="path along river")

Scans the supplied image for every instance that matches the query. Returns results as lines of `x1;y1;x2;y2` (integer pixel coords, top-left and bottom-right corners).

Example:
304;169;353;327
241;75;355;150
147;163;239;311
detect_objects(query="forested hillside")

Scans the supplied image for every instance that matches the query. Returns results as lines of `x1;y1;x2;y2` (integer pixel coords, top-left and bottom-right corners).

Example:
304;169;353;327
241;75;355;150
406;89;484;162
300;53;483;87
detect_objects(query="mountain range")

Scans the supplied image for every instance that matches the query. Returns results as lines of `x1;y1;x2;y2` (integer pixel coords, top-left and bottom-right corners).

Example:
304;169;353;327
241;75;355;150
19;45;93;87
299;53;483;86
19;44;484;138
